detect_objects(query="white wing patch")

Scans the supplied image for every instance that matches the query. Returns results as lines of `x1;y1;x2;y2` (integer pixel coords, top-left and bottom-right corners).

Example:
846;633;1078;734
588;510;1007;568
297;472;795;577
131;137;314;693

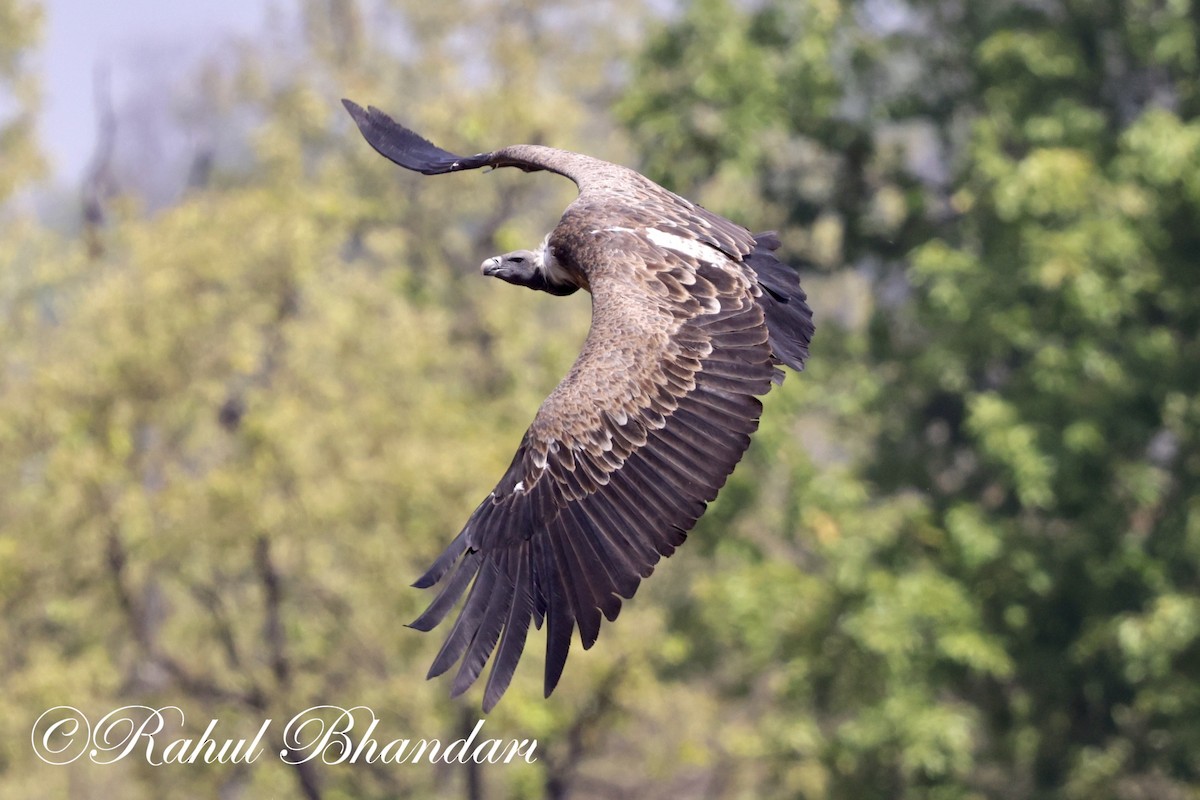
644;228;723;264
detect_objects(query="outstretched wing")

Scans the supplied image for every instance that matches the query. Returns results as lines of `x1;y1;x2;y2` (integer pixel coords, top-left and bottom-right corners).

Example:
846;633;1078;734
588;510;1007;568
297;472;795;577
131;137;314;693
342;99;496;175
410;224;780;711
343;99;588;180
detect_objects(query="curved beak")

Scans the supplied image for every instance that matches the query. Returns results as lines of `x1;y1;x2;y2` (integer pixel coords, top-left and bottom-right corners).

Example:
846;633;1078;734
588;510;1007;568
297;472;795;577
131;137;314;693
481;256;501;276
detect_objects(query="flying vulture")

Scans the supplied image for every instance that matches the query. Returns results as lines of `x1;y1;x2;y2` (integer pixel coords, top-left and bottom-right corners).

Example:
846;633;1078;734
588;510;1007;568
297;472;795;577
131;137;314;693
343;100;814;711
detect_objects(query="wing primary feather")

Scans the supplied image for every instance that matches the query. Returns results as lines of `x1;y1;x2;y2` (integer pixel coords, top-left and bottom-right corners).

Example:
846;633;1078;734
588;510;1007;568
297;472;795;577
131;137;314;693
536;534;574;697
408;550;479;631
483;545;534;711
426;557;500;679
342;99;493;175
412;525;472;589
450;551;515;697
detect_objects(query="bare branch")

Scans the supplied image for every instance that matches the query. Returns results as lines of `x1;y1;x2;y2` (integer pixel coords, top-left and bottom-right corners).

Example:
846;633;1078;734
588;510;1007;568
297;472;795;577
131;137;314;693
83;63;118;258
254;535;291;688
543;660;627;800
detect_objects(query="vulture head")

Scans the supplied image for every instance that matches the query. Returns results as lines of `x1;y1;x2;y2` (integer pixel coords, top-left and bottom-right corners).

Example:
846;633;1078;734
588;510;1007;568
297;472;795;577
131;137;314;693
481;246;579;296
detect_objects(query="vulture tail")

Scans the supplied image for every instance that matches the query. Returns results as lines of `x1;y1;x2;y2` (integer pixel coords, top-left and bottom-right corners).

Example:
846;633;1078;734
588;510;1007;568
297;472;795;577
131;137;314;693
746;232;814;374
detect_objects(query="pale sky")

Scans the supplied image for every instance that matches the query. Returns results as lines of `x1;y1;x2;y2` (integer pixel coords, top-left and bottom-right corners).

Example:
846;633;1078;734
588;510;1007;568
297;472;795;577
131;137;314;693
38;0;274;181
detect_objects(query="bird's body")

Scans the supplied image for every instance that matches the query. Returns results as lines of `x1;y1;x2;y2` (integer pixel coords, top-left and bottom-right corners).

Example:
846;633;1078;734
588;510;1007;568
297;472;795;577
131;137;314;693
344;100;814;711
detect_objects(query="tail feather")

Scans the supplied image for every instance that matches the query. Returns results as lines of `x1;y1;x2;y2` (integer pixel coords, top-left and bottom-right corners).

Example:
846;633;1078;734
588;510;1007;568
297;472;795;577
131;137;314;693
746;232;814;374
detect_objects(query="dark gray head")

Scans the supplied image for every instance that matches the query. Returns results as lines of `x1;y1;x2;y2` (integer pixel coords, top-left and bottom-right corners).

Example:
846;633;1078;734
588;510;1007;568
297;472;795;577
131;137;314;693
480;242;579;296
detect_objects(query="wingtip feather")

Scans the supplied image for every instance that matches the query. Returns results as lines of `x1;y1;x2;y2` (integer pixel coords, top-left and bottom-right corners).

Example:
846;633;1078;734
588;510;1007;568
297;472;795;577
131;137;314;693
342;97;491;176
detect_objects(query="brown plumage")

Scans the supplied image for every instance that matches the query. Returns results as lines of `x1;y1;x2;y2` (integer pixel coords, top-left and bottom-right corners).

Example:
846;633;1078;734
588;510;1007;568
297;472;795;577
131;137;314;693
344;100;815;711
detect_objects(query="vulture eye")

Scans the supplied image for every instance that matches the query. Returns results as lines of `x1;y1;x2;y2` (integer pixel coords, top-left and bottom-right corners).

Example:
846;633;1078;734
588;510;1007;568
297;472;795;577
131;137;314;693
510;255;526;264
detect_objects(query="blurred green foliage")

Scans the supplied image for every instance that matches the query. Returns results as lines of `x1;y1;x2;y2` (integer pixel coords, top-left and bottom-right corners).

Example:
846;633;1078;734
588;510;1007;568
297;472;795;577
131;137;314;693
0;0;43;199
2;0;1198;798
